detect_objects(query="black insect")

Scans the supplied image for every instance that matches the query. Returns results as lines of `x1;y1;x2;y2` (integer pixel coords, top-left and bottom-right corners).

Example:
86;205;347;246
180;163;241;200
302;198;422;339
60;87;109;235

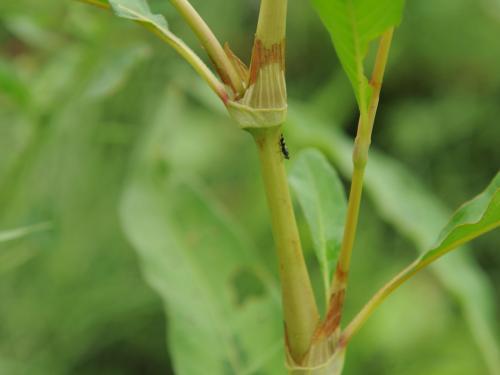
279;133;290;160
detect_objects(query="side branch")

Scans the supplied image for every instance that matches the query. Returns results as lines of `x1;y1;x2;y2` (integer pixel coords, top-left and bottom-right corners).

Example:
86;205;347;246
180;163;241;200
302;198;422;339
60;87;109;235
76;0;228;102
324;29;395;336
168;0;245;96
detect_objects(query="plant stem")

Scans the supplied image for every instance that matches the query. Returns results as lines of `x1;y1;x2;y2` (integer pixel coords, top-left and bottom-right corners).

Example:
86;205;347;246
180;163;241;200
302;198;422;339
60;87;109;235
168;0;245;96
77;0;108;9
248;0;318;364
251;126;319;362
243;0;288;111
255;0;288;45
341;219;500;346
339;259;418;346
145;24;228;101
76;0;228;102
327;29;394;331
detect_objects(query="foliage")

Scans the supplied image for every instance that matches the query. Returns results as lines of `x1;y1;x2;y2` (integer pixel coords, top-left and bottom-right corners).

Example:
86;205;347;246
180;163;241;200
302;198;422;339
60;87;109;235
421;173;500;265
0;0;498;374
120;93;284;374
289;149;346;303
310;0;405;110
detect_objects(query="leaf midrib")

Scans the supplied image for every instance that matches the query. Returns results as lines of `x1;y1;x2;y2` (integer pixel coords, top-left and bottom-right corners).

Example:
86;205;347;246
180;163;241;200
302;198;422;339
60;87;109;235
347;0;367;111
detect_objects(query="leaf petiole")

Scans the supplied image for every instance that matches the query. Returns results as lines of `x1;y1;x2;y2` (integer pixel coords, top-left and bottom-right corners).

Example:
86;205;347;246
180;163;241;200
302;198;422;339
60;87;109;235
341;173;500;346
326;29;394;335
76;0;228;102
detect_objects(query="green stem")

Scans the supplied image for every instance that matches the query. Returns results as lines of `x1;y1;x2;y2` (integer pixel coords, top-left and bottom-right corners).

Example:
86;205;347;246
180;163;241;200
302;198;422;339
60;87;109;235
341;219;500;346
168;0;245;96
328;29;394;326
248;0;318;364
251;126;319;362
77;0;228;102
144;24;228;101
255;0;288;45
339;259;418;346
77;0;108;9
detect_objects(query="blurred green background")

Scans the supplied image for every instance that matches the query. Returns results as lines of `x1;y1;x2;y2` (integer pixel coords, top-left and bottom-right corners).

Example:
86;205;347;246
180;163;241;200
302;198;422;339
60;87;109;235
1;0;499;374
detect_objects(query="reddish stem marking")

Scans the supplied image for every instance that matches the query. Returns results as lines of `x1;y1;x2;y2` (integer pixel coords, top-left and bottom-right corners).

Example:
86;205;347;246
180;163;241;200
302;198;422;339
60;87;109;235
248;38;286;85
323;289;345;336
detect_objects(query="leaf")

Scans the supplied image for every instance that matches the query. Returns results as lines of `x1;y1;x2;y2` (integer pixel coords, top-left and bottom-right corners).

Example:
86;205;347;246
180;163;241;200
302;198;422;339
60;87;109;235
361;151;500;374
0;222;51;273
3;15;60;50
0;222;51;243
83;45;151;100
419;173;500;266
122;144;282;375
120;90;284;375
286;104;500;373
289;149;347;302
109;0;168;29
350;173;500;369
0;59;30;107
310;0;405;110
109;0;179;45
121;174;284;375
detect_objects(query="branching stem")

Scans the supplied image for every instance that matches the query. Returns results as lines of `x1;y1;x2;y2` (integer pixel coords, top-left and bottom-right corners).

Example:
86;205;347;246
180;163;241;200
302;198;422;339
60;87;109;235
168;0;245;95
76;0;228;101
339;259;419;346
328;29;394;328
341;217;500;346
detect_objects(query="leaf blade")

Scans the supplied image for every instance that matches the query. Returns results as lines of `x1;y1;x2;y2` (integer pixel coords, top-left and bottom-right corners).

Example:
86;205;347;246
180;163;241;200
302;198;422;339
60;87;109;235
0;222;51;243
121;174;285;375
419;173;500;266
286;104;500;371
109;0;168;29
119;90;284;375
289;149;347;302
311;0;405;110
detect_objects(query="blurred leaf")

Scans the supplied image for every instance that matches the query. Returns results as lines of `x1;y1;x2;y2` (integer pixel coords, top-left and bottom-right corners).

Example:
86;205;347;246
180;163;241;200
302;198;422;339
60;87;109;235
83;45;151;100
310;0;405;109
0;357;27;375
109;0;168;29
121;175;284;375
31;46;83;112
289;149;347;303
420;173;500;265
0;222;50;243
120;90;284;375
357;145;500;375
370;173;500;373
0;59;30;106
286;104;500;373
0;222;51;274
3;15;60;50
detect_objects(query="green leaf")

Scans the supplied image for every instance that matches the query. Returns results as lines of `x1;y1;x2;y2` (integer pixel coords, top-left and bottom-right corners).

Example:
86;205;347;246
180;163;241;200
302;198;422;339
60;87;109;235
0;222;51;243
360;150;500;374
121;175;284;375
0;222;51;273
0;59;30;107
285;104;500;373
3;15;60;50
289;149;347;302
353;173;500;366
83;45;151;100
419;173;500;266
120;90;284;375
310;0;405;110
109;0;168;28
